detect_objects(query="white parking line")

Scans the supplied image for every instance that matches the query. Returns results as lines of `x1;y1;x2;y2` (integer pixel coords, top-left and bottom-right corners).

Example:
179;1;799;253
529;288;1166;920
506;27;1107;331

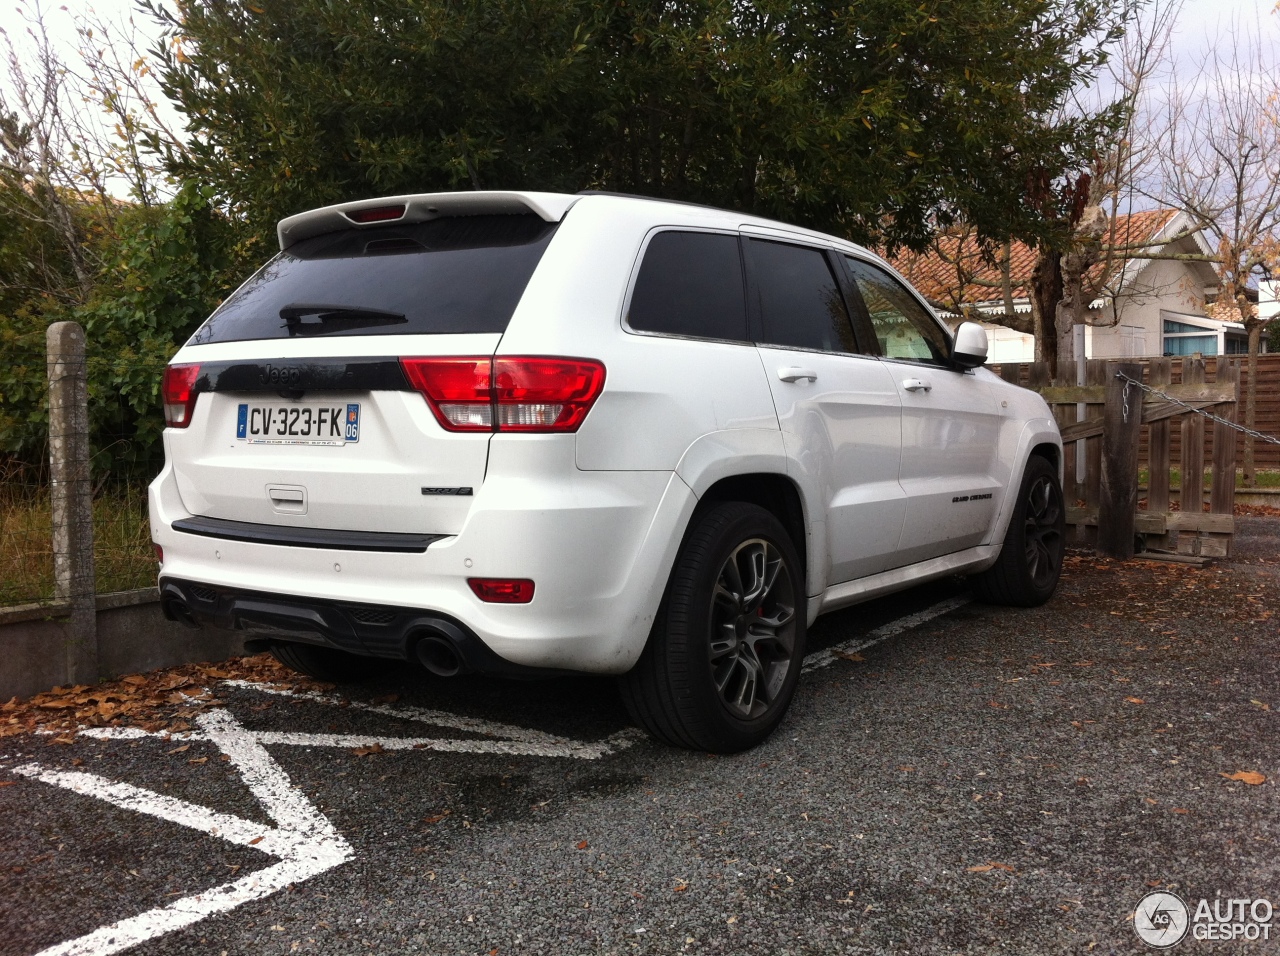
8;601;961;956
222;680;580;747
15;709;352;956
801;596;970;673
7;680;642;956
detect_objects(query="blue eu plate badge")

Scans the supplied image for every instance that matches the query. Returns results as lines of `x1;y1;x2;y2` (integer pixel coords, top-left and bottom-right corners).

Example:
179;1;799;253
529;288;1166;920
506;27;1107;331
345;403;360;442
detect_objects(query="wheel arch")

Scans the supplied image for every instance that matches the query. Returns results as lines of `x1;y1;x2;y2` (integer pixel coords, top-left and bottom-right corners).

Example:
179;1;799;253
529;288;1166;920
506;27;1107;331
694;472;809;584
1029;441;1061;482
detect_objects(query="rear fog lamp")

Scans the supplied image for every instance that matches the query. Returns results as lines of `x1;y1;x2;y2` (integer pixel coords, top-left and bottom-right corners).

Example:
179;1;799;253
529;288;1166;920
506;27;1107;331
468;578;535;604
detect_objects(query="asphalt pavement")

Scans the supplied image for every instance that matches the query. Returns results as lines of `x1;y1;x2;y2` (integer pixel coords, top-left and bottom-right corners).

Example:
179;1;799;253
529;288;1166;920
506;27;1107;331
2;520;1277;956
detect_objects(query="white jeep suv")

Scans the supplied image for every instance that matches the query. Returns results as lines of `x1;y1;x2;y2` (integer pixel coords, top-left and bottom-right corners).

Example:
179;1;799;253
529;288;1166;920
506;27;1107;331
150;190;1064;752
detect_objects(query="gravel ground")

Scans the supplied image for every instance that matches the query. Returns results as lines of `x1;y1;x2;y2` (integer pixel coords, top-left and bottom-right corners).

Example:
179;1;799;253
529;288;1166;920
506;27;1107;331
2;521;1277;956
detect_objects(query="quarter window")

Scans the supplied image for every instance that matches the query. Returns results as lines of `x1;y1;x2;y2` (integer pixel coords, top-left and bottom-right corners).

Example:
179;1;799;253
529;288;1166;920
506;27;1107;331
845;257;949;364
627;231;749;342
747;239;857;353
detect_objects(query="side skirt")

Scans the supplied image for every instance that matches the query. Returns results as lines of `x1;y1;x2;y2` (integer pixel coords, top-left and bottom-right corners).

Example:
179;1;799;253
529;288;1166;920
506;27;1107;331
808;545;999;623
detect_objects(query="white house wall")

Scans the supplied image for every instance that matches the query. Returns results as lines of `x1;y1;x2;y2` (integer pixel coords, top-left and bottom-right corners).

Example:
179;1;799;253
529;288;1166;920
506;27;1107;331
1086;257;1208;359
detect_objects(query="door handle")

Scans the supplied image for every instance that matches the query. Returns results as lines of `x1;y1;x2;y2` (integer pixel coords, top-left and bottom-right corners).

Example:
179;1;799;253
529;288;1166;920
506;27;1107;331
777;367;818;383
902;378;932;392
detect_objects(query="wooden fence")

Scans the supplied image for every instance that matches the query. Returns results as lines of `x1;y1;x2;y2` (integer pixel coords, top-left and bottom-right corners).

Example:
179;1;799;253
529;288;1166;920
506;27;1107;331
995;352;1280;470
991;357;1241;559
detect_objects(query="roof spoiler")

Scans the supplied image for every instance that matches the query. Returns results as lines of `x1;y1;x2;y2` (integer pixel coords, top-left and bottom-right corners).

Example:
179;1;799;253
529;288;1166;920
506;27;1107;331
276;191;580;252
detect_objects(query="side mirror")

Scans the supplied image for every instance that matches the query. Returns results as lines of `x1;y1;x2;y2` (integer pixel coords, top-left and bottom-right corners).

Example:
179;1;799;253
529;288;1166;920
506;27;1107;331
950;321;988;369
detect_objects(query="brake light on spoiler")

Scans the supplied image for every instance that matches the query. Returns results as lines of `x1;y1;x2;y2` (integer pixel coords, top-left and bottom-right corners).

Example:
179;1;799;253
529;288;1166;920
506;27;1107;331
401;357;605;433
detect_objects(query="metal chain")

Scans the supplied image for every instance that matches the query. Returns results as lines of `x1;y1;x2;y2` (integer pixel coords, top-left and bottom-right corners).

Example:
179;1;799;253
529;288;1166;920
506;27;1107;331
1114;371;1280;446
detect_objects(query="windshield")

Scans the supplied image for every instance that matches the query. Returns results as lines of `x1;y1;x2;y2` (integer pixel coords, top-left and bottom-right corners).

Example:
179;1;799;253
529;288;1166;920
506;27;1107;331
189;214;559;345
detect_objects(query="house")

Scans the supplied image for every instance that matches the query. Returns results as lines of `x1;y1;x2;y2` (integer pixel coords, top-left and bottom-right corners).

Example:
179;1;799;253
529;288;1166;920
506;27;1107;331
890;209;1246;363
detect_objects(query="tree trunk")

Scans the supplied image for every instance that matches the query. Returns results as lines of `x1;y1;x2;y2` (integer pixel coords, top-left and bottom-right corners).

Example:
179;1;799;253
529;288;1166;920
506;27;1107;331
1029;249;1062;371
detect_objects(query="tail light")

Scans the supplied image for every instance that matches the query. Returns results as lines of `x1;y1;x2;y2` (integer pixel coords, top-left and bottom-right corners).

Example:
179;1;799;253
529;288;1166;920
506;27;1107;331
162;363;201;428
468;578;535;603
401;357;605;433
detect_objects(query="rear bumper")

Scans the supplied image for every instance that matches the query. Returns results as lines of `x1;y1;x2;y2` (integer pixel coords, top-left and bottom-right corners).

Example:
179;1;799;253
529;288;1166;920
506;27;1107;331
149;450;697;675
158;576;557;677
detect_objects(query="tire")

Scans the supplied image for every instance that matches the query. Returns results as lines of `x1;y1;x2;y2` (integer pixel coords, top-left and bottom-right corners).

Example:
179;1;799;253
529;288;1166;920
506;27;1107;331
269;642;385;682
619;502;807;753
970;455;1065;607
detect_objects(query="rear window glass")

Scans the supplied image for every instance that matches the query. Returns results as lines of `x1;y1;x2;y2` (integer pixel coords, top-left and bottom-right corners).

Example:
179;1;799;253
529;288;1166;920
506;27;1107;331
189;215;558;344
627;231;748;342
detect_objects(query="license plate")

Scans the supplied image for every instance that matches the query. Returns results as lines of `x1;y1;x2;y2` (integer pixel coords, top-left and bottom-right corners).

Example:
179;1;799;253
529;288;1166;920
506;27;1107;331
236;403;360;445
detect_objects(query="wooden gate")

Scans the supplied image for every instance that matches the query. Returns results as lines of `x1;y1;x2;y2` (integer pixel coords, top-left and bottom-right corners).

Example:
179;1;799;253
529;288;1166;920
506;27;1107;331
991;356;1241;560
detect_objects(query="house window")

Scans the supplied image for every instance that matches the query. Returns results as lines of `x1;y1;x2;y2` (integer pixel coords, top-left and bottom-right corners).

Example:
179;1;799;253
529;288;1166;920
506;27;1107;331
1163;319;1218;356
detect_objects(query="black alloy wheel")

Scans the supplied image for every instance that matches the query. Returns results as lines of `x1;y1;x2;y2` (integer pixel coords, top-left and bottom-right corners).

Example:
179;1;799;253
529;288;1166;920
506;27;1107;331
971;455;1065;607
619;502;807;753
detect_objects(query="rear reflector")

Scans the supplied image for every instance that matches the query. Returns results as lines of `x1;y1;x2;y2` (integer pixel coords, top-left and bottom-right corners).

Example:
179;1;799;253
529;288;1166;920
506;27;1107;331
162;363;201;428
153;544;164;565
401;356;605;433
468;578;535;603
345;204;407;224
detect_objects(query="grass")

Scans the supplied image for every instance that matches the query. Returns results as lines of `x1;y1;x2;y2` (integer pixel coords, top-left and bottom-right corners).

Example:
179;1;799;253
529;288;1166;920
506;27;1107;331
1135;467;1280;491
0;481;155;608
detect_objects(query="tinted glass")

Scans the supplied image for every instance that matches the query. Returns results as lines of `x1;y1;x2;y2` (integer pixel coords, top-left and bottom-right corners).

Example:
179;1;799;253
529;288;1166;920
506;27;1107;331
627;232;748;341
190;215;558;344
844;257;949;363
748;239;856;353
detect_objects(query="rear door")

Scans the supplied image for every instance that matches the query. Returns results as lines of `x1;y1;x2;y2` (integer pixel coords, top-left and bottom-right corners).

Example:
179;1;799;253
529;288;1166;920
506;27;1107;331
841;255;1003;564
168;214;558;536
746;235;907;586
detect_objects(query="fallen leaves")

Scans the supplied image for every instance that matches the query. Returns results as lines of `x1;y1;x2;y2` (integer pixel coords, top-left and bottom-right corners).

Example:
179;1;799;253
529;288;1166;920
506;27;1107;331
832;650;865;662
1220;770;1266;786
0;654;332;739
576;840;589;850
966;862;1016;874
1125;697;1145;705
351;743;385;757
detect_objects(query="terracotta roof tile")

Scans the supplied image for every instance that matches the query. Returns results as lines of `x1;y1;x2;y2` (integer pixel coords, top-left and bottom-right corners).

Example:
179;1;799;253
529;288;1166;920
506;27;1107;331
888;209;1182;309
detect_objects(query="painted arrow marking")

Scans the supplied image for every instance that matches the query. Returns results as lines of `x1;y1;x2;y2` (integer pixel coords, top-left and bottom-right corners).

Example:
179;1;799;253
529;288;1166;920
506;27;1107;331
13;709;352;956
9;681;641;956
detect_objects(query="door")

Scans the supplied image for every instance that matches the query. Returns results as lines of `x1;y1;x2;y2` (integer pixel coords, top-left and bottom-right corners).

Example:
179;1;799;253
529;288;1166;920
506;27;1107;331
745;236;906;587
842;256;1003;565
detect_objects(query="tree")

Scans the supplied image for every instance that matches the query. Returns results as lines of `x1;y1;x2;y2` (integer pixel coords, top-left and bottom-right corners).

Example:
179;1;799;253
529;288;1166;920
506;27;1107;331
899;0;1186;374
145;0;1130;252
0;3;238;475
1156;23;1280;484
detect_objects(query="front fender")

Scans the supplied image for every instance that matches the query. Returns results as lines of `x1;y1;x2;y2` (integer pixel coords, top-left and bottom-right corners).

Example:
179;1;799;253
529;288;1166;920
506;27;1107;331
978;418;1063;570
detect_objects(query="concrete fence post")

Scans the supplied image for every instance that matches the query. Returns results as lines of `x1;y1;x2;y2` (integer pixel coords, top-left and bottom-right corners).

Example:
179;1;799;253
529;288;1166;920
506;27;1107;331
46;321;97;685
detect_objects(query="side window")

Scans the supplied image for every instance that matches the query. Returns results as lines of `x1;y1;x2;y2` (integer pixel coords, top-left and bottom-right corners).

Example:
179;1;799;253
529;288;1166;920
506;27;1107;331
746;239;857;353
627;231;749;342
844;257;950;364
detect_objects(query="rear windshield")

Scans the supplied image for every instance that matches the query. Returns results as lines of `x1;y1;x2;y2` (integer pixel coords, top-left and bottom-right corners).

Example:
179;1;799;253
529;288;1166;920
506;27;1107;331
189;214;558;344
